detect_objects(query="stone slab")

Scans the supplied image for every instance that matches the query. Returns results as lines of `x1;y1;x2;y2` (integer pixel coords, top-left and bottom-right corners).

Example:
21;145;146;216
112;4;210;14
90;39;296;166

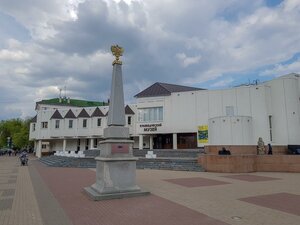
239;192;300;216
222;174;281;182
164;177;230;187
84;186;150;201
103;126;129;139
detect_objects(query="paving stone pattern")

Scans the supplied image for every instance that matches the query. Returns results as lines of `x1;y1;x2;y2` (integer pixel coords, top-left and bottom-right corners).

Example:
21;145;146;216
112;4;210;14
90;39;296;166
34;161;228;225
1;155;300;225
0;156;43;225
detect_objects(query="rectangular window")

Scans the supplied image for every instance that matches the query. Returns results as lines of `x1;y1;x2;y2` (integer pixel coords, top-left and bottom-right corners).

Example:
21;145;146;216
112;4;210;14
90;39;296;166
77;139;80;151
138;107;163;122
55;120;60;129
42;144;47;149
97;118;101;127
94;138;98;148
127;116;132;125
83;119;87;128
85;139;89;150
41;122;48;129
226;106;234;116
69;120;73;128
32;123;36;131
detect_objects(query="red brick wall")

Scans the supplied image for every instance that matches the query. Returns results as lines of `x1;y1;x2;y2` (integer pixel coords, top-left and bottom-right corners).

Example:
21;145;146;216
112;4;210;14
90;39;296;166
204;145;287;155
198;154;300;173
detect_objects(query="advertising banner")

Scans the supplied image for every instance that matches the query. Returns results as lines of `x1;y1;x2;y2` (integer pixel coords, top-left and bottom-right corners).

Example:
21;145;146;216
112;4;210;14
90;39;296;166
198;125;208;144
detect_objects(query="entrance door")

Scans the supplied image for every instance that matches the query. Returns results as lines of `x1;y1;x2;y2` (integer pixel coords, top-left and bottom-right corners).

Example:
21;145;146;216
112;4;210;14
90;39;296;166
177;133;197;149
153;134;173;149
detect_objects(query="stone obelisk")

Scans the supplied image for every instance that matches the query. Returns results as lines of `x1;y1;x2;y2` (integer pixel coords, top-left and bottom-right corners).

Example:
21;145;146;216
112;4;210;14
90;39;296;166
84;45;149;200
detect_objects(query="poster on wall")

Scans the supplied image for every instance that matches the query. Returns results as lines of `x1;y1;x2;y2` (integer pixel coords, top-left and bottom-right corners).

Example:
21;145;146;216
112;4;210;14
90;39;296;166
198;125;208;145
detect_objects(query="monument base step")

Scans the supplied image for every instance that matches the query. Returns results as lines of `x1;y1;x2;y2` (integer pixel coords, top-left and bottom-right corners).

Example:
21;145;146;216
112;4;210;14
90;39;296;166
84;186;150;201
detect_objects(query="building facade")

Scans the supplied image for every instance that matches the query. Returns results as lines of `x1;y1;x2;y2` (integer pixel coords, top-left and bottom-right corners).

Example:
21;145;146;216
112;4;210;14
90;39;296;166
30;73;300;157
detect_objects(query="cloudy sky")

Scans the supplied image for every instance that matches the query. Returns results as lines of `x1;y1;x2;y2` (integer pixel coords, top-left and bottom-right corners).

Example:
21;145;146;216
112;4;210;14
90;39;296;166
0;0;300;120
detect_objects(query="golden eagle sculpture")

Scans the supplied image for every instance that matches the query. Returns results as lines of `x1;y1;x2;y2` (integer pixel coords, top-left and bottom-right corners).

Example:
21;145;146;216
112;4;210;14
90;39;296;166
111;45;124;65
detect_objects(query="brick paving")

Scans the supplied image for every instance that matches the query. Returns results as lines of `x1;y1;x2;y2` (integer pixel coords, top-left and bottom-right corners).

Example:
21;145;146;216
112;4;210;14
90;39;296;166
0;156;43;225
33;162;228;225
1;155;300;225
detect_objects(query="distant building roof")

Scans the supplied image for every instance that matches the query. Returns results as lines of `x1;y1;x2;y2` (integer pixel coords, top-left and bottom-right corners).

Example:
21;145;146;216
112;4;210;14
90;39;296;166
31;115;37;123
77;109;90;118
91;107;105;117
125;105;135;115
64;109;76;119
105;105;133;116
50;110;63;119
134;82;204;98
36;98;108;108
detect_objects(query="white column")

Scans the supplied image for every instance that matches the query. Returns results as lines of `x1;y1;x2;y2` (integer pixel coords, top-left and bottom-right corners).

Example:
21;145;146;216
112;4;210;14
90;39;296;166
36;140;42;158
63;139;67;153
149;135;153;150
90;138;94;149
173;133;177;150
33;141;37;153
139;135;143;150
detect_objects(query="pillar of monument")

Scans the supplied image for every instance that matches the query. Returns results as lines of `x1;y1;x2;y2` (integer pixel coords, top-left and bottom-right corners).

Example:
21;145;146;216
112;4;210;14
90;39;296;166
84;45;149;200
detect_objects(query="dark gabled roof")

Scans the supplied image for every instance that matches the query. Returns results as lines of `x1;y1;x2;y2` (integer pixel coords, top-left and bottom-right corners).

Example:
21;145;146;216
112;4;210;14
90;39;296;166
125;105;135;115
77;109;90;118
50;110;63;119
134;82;204;98
30;115;37;123
91;107;104;117
64;109;76;119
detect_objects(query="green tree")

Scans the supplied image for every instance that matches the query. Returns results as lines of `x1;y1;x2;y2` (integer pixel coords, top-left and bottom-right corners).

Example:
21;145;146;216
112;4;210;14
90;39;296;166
0;118;33;150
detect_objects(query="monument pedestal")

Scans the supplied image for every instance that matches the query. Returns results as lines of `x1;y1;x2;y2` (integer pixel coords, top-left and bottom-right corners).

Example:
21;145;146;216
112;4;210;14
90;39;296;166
84;139;149;200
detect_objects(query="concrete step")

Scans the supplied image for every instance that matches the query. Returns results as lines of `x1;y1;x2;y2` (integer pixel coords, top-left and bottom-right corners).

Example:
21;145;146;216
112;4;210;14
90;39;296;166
133;149;204;158
39;155;204;172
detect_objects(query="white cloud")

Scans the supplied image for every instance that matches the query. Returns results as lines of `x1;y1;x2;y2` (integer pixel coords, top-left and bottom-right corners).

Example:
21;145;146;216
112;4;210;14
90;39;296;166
0;49;30;61
14;67;30;75
176;53;201;68
260;59;300;77
0;0;300;119
211;77;234;87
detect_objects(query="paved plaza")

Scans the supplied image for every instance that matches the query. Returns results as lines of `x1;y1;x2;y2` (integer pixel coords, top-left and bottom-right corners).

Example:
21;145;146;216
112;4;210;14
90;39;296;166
0;155;299;225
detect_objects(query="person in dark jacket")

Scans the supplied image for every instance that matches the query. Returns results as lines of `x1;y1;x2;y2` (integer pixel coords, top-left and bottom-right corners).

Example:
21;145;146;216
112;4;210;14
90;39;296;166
267;143;273;155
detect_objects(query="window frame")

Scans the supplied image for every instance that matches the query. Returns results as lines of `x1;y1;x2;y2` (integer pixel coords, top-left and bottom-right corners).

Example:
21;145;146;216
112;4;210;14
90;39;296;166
97;118;101;127
55;120;60;129
127;116;132;125
41;122;48;129
83;119;87;128
138;107;163;122
68;120;73;129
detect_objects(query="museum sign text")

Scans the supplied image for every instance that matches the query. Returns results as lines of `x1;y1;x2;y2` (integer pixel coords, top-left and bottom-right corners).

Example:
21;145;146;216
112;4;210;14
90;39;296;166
140;123;162;132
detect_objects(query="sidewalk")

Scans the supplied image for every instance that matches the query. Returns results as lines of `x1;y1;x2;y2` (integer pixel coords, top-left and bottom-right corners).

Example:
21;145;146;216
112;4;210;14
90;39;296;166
0;155;299;225
0;156;43;225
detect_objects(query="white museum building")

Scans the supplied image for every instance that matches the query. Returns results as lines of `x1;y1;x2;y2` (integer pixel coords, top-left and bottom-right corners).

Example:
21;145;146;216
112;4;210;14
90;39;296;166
29;73;300;157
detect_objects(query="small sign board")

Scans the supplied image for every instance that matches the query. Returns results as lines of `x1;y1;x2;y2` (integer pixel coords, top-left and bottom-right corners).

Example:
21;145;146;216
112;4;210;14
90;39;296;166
111;144;129;154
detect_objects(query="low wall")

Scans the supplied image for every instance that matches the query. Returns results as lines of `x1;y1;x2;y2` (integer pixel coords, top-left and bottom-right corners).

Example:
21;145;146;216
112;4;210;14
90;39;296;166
256;155;300;172
204;145;287;155
198;154;300;173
